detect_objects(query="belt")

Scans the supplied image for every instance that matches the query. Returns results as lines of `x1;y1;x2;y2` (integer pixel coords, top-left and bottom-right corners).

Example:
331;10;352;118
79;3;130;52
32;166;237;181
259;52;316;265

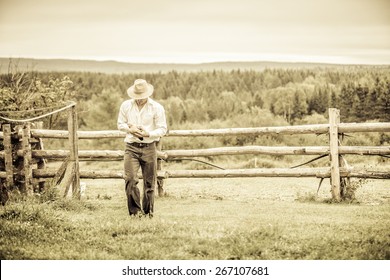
127;142;153;148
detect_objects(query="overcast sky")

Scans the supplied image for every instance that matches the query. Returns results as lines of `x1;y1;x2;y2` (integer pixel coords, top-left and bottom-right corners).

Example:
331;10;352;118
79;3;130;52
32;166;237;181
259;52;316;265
0;0;389;64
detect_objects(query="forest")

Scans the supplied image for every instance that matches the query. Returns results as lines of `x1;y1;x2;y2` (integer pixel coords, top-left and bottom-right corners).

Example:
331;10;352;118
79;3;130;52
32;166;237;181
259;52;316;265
1;64;390;151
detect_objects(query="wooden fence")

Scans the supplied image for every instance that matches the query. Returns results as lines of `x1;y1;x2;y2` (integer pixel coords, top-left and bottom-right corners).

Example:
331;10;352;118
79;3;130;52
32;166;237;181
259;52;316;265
1;107;389;202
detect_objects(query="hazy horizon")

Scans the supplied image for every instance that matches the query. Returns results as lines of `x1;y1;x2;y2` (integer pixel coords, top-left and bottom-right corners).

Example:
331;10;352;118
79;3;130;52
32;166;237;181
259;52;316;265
1;0;389;65
4;56;390;67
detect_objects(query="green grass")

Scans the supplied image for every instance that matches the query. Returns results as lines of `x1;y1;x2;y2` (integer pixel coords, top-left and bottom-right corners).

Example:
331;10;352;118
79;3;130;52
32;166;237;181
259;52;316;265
0;177;389;260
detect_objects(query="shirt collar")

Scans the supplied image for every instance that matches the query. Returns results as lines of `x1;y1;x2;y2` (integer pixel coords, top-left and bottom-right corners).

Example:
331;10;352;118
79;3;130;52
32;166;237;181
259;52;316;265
130;97;151;107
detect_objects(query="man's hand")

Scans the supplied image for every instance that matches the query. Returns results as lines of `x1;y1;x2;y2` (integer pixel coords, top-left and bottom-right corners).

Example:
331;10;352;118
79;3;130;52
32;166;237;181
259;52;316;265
138;126;150;137
128;125;150;138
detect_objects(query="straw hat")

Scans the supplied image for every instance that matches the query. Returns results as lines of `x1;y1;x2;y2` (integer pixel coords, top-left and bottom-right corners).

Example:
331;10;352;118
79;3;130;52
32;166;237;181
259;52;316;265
127;79;154;99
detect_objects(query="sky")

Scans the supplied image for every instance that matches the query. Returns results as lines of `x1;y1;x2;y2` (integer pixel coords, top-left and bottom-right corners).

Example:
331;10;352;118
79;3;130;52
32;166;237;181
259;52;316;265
0;0;389;64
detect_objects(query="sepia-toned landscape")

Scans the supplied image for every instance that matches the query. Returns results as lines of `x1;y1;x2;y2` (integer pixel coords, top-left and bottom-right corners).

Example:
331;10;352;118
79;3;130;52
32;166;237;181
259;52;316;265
1;58;389;260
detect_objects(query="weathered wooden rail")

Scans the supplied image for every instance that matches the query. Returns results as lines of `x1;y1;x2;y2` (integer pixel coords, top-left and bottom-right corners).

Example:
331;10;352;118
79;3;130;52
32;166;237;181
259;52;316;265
1;107;389;201
1;146;388;161
0;102;80;199
10;122;387;139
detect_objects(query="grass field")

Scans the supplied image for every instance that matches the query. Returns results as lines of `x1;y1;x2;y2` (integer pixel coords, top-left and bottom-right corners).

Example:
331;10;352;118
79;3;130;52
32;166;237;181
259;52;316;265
1;175;389;260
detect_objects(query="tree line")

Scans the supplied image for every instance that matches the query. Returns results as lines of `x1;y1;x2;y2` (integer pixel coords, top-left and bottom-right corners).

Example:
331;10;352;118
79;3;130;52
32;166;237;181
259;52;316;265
1;65;389;132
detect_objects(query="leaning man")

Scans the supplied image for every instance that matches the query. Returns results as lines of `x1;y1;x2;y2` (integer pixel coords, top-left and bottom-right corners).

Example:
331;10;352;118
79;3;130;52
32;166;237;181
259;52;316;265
117;79;167;217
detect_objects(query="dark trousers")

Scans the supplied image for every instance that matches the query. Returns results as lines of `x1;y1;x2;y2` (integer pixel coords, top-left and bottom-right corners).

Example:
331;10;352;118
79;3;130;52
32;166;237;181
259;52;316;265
124;142;157;216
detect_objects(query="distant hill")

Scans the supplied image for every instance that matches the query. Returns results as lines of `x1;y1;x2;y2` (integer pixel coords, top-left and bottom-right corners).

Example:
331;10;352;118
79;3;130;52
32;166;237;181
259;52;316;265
0;57;386;74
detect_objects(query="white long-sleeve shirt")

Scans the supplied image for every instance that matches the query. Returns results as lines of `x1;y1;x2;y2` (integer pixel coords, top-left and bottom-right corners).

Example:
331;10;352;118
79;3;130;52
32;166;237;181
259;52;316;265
117;98;167;143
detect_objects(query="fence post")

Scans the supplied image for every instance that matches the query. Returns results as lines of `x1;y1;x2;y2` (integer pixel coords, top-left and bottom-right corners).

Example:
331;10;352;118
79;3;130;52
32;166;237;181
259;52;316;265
2;124;14;188
59;104;80;198
22;123;33;195
156;140;164;196
68;104;80;198
35;121;46;192
328;108;341;201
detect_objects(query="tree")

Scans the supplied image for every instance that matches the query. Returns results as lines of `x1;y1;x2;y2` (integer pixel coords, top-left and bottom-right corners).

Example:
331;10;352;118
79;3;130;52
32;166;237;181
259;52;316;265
377;81;390;121
352;85;369;121
271;88;294;123
82;87;122;130
330;91;339;108
339;84;355;121
263;71;282;89
292;90;308;121
164;96;185;126
0;61;75;129
251;92;264;108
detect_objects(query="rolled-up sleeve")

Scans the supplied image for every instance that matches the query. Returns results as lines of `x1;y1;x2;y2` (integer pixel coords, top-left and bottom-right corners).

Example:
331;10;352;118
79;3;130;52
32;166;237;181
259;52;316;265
117;102;130;132
149;105;167;138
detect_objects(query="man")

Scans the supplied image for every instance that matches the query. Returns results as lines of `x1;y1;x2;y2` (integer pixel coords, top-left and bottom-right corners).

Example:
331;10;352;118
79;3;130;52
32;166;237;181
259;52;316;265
117;79;167;217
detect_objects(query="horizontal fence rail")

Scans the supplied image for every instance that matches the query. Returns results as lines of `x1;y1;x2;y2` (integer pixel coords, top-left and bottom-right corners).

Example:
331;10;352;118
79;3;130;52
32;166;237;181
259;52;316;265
1;146;389;161
1;167;389;180
2;122;387;140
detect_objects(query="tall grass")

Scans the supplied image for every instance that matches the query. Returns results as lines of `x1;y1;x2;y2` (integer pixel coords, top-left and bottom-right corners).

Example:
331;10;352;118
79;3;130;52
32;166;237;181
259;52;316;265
0;177;389;260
